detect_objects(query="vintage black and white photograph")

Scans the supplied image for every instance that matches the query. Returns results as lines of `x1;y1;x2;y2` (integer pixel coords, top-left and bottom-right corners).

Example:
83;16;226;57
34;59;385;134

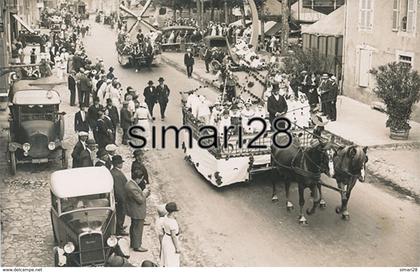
0;0;419;268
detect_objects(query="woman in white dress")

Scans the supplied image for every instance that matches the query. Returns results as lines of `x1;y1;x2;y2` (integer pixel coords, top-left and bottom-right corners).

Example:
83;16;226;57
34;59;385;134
161;202;181;267
105;82;123;109
133;102;152;150
156;204;168;259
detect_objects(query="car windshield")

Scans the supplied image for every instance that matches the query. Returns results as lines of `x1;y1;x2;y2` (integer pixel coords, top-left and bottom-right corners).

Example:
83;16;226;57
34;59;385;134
60;193;111;213
20;105;56;121
61;209;112;234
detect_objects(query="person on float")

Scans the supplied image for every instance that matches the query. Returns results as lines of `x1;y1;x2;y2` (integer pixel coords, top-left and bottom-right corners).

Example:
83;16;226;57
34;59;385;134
252;101;268;132
186;91;200;118
209;103;223;127
241;100;256;134
196;95;211;124
267;83;288;129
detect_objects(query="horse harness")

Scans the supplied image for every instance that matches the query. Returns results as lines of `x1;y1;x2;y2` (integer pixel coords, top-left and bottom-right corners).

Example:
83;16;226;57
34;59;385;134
272;143;323;180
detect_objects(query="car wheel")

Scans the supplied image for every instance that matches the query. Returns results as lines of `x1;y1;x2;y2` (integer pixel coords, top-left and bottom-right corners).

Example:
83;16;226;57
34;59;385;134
62;149;68;169
9;151;16;175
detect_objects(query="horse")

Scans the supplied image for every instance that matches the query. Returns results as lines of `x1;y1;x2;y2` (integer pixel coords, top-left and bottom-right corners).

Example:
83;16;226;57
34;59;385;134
271;132;334;224
317;145;368;220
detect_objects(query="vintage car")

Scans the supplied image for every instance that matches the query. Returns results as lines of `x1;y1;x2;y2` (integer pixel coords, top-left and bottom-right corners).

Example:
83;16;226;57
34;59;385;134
160;25;197;52
50;167;122;267
7;82;67;175
199;35;229;59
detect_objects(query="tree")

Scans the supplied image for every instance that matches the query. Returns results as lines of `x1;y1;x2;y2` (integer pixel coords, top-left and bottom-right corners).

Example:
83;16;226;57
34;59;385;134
371;62;420;133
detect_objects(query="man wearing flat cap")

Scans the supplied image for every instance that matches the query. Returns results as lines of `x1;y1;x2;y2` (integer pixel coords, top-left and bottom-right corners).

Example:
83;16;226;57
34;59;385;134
143;80;157;121
71;131;89;168
156;77;170;121
105;144;118;169
110;156;129;236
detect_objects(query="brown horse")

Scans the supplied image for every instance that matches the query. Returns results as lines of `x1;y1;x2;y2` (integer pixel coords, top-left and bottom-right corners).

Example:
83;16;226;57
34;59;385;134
318;145;368;220
271;134;334;224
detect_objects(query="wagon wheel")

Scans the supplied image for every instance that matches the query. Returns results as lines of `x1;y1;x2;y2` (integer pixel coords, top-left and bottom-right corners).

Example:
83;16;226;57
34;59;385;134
9;151;17;175
62;149;68;169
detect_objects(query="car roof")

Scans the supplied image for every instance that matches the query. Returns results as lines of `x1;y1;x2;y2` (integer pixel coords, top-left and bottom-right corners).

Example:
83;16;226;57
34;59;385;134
50;167;114;198
162;26;196;32
12;90;61;105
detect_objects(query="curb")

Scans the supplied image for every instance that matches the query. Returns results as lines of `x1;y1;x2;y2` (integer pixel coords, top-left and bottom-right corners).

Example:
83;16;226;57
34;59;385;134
161;54;419;203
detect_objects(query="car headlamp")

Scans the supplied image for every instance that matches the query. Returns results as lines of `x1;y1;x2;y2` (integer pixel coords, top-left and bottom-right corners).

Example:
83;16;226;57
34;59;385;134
22;143;31;152
107;235;118;247
48;142;56;150
63;242;75;254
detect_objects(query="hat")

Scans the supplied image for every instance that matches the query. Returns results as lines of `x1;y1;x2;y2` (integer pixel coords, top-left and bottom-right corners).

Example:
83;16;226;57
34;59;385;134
97;149;108;158
133;149;143;157
321;73;329;78
109;67;114;71
86;139;96;145
187;48;191;52
105;144;117;152
84;70;90;74
158;77;164;82
330;75;337;80
300;70;307;74
122;101;129;105
80;68;85;72
91;70;97;75
148;80;153;85
106;98;112;104
106;79;112;83
112;155;124;165
78;131;89;137
165;202;179;213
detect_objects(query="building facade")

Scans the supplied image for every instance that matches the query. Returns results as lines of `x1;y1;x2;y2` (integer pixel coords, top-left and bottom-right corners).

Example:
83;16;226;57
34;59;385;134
343;0;420;121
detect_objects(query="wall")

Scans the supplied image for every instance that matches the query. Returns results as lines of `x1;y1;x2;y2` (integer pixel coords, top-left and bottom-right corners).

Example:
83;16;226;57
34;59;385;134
343;0;420;121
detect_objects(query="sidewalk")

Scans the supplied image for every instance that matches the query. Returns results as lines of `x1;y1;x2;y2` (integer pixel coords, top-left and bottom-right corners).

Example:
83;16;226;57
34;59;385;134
161;51;420;202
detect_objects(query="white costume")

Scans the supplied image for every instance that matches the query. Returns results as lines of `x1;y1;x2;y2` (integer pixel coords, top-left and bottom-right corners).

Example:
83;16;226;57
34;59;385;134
241;106;255;133
186;93;200;118
196;96;211;124
134;104;152;149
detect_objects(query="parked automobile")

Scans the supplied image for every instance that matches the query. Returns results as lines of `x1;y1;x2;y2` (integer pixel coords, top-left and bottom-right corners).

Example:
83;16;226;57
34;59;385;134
7;82;67;175
50;167;122;267
199;35;229;59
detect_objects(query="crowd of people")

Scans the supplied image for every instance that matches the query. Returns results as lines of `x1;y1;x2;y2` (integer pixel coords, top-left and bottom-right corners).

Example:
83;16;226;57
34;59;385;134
28;8;183;267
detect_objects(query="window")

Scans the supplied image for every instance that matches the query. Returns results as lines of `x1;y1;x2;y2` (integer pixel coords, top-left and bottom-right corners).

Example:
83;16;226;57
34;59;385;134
392;0;400;31
359;0;374;31
396;51;414;66
358;48;372;87
399;0;417;33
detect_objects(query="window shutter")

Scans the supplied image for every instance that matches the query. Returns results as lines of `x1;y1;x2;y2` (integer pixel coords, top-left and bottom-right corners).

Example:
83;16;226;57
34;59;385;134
407;0;416;33
367;0;374;29
359;49;372;87
359;0;365;28
392;0;400;31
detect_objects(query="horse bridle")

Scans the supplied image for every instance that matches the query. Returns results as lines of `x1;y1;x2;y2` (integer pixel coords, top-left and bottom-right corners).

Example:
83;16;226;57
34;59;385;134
333;147;367;180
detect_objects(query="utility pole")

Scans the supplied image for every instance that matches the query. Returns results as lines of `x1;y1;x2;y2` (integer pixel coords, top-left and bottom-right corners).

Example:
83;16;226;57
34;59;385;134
281;0;289;54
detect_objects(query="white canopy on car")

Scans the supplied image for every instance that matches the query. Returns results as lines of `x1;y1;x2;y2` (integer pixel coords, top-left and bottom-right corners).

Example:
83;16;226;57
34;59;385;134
50;167;114;198
12;90;61;105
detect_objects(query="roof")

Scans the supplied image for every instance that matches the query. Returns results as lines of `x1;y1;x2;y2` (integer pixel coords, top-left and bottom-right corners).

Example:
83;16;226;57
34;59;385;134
50;167;114;198
12;90;61;105
161;26;196;32
302;5;345;36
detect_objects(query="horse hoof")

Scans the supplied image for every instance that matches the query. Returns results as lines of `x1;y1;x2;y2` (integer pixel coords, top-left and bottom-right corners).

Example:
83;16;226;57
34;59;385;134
342;214;350;220
299;217;308;225
286;202;294;211
335;207;342;214
271;195;279;202
320;200;327;209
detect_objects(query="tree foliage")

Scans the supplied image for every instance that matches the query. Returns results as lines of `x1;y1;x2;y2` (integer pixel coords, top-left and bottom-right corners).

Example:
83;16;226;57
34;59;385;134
371;62;420;130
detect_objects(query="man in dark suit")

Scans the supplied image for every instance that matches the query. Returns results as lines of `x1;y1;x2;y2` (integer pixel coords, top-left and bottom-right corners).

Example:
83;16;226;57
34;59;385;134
68;70;77;106
96;109;114;149
156;77;170;121
79;139;96;167
105;98;120;141
95;149;110;168
318;73;331;117
143;80;157;120
204;48;213;73
125;176;150;252
71;131;88;168
328;75;339;121
110;155;129;236
77;69;92;106
267;83;288;128
131;150;149;190
184;48;195;78
88;98;103;142
74;105;89;133
120;101;132;145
